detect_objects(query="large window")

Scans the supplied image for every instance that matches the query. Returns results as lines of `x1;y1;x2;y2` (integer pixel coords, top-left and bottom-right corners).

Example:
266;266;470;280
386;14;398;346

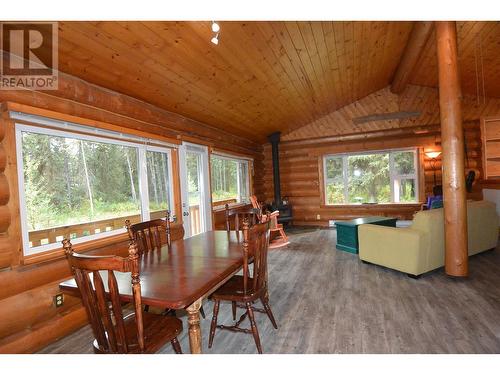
324;149;419;205
16;122;174;255
210;154;250;206
146;150;173;220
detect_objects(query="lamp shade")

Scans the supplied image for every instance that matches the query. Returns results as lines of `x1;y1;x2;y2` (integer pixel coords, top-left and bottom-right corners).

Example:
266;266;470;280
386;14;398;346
425;151;442;159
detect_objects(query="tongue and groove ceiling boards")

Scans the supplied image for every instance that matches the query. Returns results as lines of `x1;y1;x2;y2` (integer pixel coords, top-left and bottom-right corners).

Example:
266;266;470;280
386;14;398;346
282;85;500;142
54;21;500;143
410;21;500;99
56;21;412;143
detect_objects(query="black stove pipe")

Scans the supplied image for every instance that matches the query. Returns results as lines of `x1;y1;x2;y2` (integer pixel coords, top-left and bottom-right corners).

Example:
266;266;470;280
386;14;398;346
268;132;281;206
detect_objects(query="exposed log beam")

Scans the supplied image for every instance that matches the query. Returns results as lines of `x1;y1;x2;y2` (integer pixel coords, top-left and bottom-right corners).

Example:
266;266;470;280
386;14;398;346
436;21;468;277
352;111;421;125
282;123;441;146
391;22;434;94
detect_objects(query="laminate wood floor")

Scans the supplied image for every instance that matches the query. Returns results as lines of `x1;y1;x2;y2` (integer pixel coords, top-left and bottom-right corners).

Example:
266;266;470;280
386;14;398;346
38;228;500;354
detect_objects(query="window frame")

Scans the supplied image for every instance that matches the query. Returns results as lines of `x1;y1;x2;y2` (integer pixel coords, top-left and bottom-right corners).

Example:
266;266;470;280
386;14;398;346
209;153;252;208
323;148;420;206
16;123;175;256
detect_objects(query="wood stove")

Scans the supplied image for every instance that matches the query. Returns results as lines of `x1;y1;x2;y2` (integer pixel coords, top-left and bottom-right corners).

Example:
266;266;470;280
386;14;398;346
268;132;293;225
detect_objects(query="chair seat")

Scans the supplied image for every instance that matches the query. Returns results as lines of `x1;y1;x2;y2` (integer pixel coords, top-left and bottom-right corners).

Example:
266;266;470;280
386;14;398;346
211;275;259;301
93;311;183;354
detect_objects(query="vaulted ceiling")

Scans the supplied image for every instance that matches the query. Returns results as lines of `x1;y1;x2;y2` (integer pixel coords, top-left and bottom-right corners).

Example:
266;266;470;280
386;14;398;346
411;22;500;100
53;21;500;143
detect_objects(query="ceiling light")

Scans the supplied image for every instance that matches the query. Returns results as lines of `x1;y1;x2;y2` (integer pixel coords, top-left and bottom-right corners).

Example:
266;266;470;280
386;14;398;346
211;34;219;45
211;21;220;33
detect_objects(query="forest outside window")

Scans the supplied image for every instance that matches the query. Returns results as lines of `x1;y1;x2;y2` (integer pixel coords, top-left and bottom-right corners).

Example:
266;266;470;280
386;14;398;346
210;154;250;207
324;149;419;205
16;123;174;256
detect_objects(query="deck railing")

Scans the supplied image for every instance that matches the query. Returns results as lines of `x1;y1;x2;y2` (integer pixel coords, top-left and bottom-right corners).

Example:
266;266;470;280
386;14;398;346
28;200;240;247
28;210;167;248
212;198;238;209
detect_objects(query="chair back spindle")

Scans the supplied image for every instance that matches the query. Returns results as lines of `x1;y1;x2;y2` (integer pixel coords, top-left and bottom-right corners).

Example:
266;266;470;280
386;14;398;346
165;210;172;247
241;218;270;296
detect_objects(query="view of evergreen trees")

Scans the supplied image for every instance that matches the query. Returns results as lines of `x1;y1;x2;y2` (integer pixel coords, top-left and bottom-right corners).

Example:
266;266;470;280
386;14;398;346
146;151;170;213
186;152;201;205
326;151;416;204
210;156;240;202
348;153;391;203
22;131;170;232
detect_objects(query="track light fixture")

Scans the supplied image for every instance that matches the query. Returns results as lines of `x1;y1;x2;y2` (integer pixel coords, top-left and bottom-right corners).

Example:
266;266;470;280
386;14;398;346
210;21;220;45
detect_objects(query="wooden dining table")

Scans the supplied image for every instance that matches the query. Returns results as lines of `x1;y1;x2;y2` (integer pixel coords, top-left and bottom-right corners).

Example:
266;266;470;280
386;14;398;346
59;230;246;354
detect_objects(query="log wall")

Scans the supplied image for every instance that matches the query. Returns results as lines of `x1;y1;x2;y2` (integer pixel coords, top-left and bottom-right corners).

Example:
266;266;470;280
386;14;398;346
262;121;484;226
283;85;500;141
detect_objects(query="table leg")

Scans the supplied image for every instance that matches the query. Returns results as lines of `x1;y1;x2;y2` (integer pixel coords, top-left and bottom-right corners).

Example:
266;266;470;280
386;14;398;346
186;298;203;354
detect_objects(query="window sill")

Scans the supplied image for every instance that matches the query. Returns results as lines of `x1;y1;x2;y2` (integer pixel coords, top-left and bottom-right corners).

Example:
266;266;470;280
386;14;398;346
19;221;185;268
320;202;423;209
21;232;130;267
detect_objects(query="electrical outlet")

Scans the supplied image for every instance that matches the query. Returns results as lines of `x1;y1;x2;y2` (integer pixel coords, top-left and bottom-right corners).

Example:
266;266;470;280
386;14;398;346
54;293;64;308
316;214;321;220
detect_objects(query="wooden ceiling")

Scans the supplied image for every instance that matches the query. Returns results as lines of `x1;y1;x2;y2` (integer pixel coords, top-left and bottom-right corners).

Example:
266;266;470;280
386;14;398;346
411;22;500;100
50;21;500;143
56;21;413;143
283;85;500;142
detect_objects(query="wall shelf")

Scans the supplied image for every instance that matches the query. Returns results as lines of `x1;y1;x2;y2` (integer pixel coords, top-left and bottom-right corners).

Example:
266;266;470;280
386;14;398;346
481;116;500;182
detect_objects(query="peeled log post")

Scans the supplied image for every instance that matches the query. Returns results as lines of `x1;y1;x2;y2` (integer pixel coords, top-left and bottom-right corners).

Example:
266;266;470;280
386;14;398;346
436;21;468;277
0;145;6;172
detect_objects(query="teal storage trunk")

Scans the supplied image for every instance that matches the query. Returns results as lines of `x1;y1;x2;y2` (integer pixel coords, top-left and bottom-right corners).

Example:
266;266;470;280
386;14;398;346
335;216;397;254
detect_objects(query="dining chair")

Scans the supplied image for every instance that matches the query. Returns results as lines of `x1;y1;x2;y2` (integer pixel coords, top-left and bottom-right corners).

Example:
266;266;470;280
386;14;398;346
62;238;183;354
208;219;278;354
125;213;167;314
224;205;261;317
125;212;171;254
224;204;260;232
125;212;205;318
125;211;187;249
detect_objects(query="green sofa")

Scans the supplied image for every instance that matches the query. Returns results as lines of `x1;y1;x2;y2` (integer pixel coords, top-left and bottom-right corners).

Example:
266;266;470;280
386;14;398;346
358;200;499;277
